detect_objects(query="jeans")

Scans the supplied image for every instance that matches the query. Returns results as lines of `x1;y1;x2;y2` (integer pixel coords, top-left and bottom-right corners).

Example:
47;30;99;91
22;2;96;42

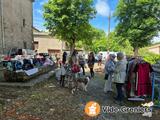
116;83;124;101
80;64;85;75
60;75;65;87
90;68;94;77
104;74;113;92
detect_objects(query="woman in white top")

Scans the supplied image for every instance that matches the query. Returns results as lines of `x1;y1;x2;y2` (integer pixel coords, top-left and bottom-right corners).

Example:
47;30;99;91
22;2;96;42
113;52;127;102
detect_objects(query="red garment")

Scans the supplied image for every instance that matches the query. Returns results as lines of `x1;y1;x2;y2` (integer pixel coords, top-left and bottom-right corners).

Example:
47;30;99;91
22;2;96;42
135;63;152;96
72;64;80;73
4;56;11;61
126;81;131;97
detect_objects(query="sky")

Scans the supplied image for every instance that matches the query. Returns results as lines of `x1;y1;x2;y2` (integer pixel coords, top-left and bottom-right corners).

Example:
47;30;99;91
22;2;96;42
33;0;159;42
33;0;119;34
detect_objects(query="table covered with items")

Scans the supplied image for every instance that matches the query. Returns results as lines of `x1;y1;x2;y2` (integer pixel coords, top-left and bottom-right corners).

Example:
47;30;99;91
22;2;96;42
2;49;55;82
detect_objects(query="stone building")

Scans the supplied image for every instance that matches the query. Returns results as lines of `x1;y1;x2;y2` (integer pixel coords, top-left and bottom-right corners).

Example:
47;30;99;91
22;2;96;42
148;44;160;54
33;27;67;56
33;27;84;58
0;0;34;54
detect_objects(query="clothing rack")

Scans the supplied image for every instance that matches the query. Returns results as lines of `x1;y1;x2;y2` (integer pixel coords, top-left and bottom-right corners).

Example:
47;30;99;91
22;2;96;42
126;59;152;98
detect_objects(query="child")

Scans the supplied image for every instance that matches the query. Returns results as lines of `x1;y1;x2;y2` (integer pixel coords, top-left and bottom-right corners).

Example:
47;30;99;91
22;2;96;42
59;63;66;87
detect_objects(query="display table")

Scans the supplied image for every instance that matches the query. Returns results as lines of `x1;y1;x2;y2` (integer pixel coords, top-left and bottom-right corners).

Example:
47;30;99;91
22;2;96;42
3;65;54;82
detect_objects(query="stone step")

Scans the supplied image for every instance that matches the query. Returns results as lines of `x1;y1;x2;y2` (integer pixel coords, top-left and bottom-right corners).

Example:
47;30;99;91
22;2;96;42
0;70;55;88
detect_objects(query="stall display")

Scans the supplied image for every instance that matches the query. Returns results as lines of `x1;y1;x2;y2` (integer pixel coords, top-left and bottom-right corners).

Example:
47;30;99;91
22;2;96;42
2;49;55;82
126;58;152;98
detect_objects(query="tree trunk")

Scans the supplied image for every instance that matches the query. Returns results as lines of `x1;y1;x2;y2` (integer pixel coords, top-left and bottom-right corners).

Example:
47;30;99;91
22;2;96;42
70;39;76;54
134;47;139;57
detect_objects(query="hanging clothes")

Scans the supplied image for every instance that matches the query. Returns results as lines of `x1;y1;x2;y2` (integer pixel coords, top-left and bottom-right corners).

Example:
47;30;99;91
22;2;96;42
126;58;138;97
126;58;137;97
135;62;152;96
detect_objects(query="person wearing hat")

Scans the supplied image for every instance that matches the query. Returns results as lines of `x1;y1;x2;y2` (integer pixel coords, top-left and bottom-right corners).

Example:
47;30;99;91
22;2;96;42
113;52;127;103
104;54;116;93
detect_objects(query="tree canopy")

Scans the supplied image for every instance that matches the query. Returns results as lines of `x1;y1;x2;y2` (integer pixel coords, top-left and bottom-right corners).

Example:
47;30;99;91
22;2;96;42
79;29;133;54
84;29;107;53
115;0;160;55
43;0;96;52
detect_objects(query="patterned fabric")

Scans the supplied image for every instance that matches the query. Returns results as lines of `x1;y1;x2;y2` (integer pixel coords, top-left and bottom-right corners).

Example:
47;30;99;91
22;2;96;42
15;61;23;70
105;60;115;75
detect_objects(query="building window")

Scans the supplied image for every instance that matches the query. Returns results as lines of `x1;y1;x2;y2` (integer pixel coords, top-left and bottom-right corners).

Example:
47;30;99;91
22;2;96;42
34;41;39;50
23;19;26;27
23;41;27;49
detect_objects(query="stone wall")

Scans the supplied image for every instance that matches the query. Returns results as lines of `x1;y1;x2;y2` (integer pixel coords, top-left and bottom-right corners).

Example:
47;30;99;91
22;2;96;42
148;47;160;54
0;0;2;54
0;0;33;54
34;35;64;54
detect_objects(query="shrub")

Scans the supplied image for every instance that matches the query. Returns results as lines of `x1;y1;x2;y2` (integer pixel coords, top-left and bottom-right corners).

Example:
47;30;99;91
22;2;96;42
139;48;160;64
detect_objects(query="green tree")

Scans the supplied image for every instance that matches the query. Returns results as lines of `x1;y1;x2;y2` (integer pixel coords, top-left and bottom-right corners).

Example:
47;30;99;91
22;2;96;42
80;28;107;53
106;32;122;51
107;32;133;54
43;0;96;53
115;0;160;56
80;28;133;54
139;47;160;64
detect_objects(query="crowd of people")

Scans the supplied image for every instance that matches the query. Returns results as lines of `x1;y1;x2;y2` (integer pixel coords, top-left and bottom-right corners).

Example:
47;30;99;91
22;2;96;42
58;49;152;105
104;52;127;104
59;50;97;78
57;50;96;87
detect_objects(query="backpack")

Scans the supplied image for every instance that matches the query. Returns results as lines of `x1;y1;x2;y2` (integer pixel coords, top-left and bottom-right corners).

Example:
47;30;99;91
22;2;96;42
71;64;80;73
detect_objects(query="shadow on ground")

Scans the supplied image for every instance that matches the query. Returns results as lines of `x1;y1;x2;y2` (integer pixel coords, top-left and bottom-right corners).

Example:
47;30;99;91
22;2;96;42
0;71;159;120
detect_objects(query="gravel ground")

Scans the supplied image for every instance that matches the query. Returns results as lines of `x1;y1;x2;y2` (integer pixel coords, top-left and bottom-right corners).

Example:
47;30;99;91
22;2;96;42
0;68;160;120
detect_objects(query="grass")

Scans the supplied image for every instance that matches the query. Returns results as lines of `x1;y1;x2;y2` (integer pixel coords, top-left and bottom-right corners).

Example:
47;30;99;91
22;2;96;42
0;63;4;81
0;99;5;116
0;71;3;81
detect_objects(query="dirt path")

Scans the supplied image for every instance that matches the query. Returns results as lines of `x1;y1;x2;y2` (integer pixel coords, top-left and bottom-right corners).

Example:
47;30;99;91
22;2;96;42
0;70;159;120
74;72;158;120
